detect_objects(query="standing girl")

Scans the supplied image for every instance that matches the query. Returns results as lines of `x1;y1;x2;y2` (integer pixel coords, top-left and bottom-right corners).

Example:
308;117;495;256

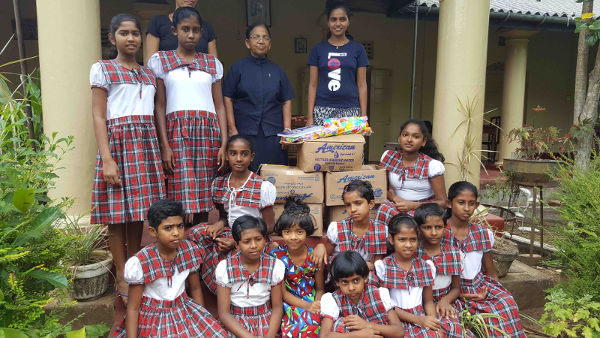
306;2;369;126
444;181;524;337
114;199;226;337
377;119;446;224
320;251;404;337
313;180;387;278
374;215;441;337
216;215;284;338
90;14;165;303
148;6;228;225
415;203;472;337
270;198;324;337
189;134;276;294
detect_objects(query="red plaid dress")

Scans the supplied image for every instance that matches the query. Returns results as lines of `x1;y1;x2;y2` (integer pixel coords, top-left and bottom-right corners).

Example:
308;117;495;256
91;60;165;225
325;285;391;333
158;50;221;214
187;223;233;294
444;223;525;337
416;245;462;302
212;172;264;209
221;251;280;337
113;240;227;337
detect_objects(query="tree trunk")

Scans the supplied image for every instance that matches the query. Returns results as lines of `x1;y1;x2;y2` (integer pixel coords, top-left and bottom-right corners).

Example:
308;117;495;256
574;1;594;125
576;43;600;170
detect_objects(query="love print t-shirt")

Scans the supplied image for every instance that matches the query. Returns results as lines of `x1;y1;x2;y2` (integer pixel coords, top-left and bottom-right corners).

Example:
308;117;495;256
307;40;369;109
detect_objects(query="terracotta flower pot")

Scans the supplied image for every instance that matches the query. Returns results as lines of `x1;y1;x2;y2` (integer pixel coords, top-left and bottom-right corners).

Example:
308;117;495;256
69;250;113;301
491;237;519;278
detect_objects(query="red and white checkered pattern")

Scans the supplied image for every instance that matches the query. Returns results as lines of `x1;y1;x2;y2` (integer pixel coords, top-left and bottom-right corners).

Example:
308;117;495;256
132;240;202;285
380;150;431;180
456;272;525;337
377;256;434;289
91;115;165;225
375;200;400;228
113;293;227;337
336;218;387;257
158;50;217;74
212;172;264;208
400;304;471;338
165;110;221;214
225;250;278;285
187;223;233;294
326;285;390;333
95;59;156;87
228;303;272;337
442;223;493;253
417;245;462;276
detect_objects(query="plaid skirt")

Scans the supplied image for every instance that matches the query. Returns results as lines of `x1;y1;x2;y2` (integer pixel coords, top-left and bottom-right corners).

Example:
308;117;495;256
400;304;468;338
456;272;525;337
113;293;227;337
313;105;361;126
166;110;221;214
228;303;272;338
91;115;165;225
188;224;233;294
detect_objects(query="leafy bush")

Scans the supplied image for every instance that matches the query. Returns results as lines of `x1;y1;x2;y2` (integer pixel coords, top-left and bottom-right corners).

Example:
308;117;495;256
542;146;600;336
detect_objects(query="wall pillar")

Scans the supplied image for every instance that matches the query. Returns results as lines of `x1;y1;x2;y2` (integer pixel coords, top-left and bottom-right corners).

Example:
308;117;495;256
497;31;536;163
37;0;101;219
432;0;490;187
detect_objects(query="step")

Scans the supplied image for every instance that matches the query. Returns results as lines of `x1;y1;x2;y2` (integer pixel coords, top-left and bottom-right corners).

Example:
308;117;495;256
500;260;554;310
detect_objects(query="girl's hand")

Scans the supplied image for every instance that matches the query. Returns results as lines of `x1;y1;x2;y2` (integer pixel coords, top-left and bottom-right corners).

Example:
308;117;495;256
229;127;238;137
161;144;175;175
215;237;236;253
102;158;122;186
206;221;225;239
310;243;327;269
419;315;441;331
465;287;488;301
217;145;227;172
436;301;456;318
393;197;414;213
305;300;321;314
343;315;371;331
305;117;314;126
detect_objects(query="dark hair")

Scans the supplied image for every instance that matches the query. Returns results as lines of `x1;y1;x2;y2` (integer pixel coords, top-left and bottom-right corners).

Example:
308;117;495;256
342;180;374;203
330;251;369;281
446;181;479;221
108;14;141;59
147;199;184;229
227;134;254;153
325;1;354;40
274;198;316;236
172;6;203;28
245;23;271;39
399;119;445;162
231;215;267;242
414;203;445;226
388;214;418;238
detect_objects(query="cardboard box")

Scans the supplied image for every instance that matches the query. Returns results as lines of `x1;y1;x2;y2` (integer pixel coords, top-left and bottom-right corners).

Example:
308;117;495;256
260;165;324;204
296;134;365;173
326;205;379;225
324;165;387;206
273;203;324;237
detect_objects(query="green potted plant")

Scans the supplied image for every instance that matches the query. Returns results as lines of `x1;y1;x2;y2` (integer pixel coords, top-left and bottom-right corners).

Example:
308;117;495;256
503;107;571;184
63;218;112;301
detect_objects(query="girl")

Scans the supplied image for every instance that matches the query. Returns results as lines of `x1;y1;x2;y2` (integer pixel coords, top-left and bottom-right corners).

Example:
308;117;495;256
223;23;294;171
444;181;525;337
306;2;369;126
90;14;165;303
377;120;446;224
270;198;324;337
114;199;226;337
149;6;228;226
415;203;472;337
320;251;404;337
313;180;387;279
190;134;276;294
216;215;284;338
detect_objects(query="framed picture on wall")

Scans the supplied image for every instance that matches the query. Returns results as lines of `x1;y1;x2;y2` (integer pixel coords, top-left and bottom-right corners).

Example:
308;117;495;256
294;37;307;54
246;0;271;26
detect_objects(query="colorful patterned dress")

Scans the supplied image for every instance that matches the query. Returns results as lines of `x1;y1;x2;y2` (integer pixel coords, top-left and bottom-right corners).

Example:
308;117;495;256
443;223;525;337
270;245;321;337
